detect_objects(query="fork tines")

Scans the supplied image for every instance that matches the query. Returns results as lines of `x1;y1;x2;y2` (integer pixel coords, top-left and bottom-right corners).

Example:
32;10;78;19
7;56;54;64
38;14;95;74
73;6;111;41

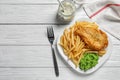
47;26;54;38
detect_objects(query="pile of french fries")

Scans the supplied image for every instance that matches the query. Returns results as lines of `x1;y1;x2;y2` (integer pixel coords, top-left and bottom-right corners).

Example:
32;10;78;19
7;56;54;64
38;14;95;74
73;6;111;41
59;22;89;67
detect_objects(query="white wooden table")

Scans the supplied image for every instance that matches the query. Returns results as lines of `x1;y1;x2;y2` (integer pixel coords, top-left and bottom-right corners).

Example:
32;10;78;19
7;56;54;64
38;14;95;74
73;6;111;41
0;0;120;80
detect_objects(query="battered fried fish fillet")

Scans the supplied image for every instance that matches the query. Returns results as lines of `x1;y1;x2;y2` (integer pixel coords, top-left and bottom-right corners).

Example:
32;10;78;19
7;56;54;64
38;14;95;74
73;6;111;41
76;26;108;51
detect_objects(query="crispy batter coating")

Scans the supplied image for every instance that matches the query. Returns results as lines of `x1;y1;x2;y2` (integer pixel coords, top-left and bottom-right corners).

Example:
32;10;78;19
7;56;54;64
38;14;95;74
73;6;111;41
76;26;108;51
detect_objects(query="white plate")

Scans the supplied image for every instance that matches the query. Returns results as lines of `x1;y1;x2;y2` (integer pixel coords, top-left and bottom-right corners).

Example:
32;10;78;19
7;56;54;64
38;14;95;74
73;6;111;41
57;18;112;74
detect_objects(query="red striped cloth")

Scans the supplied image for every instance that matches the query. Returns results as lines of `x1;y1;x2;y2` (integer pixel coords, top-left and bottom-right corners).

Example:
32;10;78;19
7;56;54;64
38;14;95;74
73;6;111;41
83;0;120;40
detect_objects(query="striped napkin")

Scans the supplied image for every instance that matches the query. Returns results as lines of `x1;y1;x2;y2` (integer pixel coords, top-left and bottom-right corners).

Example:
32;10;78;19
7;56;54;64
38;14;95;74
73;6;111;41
83;0;120;40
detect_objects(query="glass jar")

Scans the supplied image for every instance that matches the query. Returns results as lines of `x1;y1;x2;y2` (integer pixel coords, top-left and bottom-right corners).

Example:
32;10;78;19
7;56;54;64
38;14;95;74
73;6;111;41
57;0;76;22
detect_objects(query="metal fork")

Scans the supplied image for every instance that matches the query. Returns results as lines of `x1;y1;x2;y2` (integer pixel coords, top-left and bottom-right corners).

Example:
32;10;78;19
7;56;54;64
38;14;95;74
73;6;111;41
47;26;59;77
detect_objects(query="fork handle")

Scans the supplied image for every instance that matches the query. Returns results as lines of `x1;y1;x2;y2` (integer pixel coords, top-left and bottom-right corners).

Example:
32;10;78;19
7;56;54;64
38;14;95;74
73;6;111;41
51;45;59;77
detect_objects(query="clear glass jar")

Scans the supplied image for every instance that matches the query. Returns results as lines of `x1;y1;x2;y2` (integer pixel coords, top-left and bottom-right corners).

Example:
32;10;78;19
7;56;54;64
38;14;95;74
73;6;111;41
57;0;76;22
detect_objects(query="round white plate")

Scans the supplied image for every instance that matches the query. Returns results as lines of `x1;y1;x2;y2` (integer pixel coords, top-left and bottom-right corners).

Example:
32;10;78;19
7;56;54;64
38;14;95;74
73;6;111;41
57;18;112;74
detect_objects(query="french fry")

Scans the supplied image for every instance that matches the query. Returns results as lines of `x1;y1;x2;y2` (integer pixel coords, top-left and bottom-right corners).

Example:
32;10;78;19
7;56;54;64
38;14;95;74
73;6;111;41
98;50;106;56
74;50;82;58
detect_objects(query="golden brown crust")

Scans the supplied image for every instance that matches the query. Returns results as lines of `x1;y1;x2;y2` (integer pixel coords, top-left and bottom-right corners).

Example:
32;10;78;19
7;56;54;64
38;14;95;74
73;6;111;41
76;26;108;51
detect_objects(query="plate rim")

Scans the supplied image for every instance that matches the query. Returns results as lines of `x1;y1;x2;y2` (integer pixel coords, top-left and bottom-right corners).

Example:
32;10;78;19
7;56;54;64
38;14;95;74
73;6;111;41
56;18;113;74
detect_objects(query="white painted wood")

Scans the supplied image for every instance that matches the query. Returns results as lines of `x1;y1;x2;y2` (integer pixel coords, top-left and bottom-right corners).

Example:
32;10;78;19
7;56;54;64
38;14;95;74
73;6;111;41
0;25;119;45
0;0;119;79
0;0;58;4
0;45;119;67
0;5;59;24
0;67;119;80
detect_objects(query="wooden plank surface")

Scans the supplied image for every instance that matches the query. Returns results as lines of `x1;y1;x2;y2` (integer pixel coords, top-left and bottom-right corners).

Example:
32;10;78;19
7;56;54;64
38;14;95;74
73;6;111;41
0;5;87;24
0;0;120;80
0;67;119;80
0;0;58;4
0;45;119;67
0;5;59;24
